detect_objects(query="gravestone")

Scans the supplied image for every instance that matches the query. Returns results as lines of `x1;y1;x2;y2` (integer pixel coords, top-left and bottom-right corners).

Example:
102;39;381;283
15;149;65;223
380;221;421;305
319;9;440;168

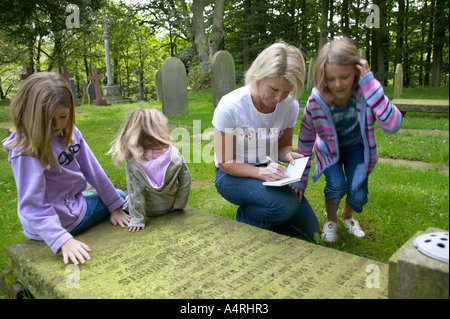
306;57;315;91
394;63;403;99
5;208;388;299
211;50;235;107
87;68;110;106
19;67;34;80
69;80;81;106
359;49;366;60
388;227;449;299
87;82;96;105
154;70;162;101
160;57;188;117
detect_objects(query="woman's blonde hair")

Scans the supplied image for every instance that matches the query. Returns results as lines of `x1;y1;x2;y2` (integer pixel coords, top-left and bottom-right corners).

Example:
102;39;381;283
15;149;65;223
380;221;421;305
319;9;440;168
109;108;172;166
245;42;306;100
7;72;75;170
314;37;361;101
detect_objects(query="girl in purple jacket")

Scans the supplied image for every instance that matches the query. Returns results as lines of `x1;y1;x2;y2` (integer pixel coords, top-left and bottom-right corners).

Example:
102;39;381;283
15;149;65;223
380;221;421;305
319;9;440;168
292;37;403;243
3;72;131;264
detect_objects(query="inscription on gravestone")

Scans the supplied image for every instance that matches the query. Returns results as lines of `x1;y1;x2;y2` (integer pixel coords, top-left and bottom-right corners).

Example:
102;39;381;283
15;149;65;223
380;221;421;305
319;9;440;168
211;50;235;107
7;208;388;299
160;57;188;117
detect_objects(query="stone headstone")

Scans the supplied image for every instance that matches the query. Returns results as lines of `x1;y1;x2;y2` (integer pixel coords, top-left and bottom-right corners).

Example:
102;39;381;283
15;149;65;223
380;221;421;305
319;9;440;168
87;68;110;106
388;227;449;299
19;67;33;80
154;70;162;101
69;80;81;106
87;82;96;105
306;57;315;91
160;57;188;117
6;207;388;299
394;63;403;99
359;49;366;60
211;50;235;107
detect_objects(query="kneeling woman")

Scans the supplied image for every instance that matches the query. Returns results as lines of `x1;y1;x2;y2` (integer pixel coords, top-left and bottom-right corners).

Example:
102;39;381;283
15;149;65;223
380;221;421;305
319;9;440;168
212;42;319;241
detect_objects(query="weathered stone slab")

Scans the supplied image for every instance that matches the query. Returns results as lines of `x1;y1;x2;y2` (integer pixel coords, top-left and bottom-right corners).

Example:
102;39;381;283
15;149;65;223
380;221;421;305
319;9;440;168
160;57;189;117
211;50;235;107
388;227;449;299
7;208;388;299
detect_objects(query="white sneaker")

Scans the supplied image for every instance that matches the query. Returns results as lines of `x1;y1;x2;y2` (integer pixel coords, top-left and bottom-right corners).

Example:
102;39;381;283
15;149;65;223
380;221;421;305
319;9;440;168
321;221;338;243
343;217;365;238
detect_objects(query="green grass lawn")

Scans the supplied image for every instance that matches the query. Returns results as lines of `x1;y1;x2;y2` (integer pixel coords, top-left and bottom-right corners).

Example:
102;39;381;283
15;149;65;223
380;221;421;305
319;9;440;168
0;86;449;298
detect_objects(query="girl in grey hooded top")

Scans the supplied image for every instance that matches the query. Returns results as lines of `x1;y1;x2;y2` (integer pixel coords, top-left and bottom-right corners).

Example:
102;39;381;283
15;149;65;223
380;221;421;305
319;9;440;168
109;108;191;232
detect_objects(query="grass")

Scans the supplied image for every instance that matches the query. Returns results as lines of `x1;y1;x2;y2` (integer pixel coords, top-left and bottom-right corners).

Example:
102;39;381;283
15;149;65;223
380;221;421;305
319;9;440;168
0;86;449;298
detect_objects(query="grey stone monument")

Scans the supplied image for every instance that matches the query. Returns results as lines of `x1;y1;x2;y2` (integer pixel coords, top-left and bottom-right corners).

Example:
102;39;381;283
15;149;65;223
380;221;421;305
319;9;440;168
306;57;315;91
87;82;96;105
154;70;162;101
211;50;235;107
160;57;188;117
394;63;403;99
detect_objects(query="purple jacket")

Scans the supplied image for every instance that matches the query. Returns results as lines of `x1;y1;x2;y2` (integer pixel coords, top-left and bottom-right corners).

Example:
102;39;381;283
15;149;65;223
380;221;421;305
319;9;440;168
294;72;403;191
3;126;124;253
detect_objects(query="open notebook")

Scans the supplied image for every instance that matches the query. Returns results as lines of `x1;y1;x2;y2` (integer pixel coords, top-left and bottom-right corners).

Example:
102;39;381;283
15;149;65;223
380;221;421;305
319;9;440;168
262;157;309;187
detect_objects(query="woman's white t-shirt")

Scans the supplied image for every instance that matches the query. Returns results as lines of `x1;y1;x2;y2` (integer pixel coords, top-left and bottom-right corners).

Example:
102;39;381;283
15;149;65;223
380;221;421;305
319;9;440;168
212;86;299;166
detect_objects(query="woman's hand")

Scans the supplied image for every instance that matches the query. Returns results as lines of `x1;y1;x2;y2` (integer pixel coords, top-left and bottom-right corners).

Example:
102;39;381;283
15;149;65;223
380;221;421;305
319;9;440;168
282;151;304;165
61;238;91;265
261;163;287;182
290;185;305;203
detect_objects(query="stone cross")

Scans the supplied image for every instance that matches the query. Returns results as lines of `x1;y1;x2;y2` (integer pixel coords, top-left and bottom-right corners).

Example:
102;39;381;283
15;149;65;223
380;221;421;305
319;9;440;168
87;68;110;106
19;67;34;80
60;66;74;84
97;13;113;86
60;66;80;106
134;66;144;100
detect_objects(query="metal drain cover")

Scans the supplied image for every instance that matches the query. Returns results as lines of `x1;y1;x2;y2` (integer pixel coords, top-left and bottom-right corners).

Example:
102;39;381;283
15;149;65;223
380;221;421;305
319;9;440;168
414;232;449;263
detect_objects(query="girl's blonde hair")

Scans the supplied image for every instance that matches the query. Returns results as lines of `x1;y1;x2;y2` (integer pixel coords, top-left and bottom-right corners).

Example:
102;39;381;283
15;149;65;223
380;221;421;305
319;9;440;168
245;42;306;100
314;37;361;101
7;72;75;170
109;108;172;166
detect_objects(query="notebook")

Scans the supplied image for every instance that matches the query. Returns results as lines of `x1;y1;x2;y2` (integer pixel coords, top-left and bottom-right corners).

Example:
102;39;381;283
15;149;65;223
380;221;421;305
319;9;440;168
262;157;309;187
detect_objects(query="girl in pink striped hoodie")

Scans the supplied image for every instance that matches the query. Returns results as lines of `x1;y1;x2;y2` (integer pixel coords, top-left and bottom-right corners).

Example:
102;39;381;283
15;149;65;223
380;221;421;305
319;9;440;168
291;37;403;243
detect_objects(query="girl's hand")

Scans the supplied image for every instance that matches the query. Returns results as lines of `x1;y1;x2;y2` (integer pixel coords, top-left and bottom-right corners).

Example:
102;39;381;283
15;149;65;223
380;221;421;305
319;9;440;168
129;226;143;232
290;185;305;203
61;238;91;265
355;59;371;80
110;208;131;228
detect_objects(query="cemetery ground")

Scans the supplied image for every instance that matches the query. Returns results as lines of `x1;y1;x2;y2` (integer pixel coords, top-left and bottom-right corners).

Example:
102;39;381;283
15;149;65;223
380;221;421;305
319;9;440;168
0;86;448;299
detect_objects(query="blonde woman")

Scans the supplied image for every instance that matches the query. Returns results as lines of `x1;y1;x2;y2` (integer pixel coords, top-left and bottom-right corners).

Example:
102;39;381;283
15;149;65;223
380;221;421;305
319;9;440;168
3;72;130;265
293;37;403;242
213;42;319;241
109;108;191;232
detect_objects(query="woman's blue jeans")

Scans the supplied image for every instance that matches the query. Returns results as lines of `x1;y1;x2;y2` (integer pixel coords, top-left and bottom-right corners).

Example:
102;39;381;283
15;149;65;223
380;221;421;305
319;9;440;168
323;143;368;213
215;168;319;241
71;189;126;235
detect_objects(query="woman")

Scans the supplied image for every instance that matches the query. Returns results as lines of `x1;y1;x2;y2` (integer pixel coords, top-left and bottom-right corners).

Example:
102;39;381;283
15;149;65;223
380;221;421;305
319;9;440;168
213;42;319;241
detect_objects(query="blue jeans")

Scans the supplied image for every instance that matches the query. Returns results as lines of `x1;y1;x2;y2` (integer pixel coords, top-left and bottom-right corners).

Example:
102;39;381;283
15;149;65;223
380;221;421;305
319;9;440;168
215;168;320;241
71;189;126;235
323;143;368;213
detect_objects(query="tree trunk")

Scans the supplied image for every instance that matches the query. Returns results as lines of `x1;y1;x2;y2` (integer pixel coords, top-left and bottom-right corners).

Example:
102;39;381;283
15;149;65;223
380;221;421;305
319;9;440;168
430;0;446;87
319;0;329;49
209;0;226;61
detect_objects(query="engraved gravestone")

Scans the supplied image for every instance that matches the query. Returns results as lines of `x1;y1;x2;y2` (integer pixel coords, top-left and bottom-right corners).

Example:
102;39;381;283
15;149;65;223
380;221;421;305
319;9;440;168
211;50;235;107
160;57;188;117
6;208;388;299
394;63;403;99
154;70;162;101
306;57;315;91
87;82;96;105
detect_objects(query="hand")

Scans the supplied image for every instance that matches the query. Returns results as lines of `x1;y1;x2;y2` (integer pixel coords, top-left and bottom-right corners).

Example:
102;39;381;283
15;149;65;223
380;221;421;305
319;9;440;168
290;185;305;203
261;163;287;182
283;151;304;165
110;208;131;228
129;226;143;232
61;238;91;265
355;59;371;80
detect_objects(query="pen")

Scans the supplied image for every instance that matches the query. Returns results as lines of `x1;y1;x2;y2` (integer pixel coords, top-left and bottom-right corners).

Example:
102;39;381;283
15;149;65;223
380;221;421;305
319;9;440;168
266;156;277;164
